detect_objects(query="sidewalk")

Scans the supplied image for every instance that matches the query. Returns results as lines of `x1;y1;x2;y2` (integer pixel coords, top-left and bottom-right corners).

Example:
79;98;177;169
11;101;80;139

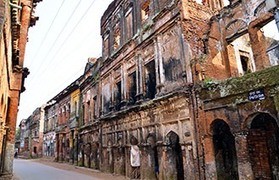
20;157;127;180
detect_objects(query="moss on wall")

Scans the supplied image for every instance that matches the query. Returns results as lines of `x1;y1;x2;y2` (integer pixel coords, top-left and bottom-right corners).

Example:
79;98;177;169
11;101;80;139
200;66;279;99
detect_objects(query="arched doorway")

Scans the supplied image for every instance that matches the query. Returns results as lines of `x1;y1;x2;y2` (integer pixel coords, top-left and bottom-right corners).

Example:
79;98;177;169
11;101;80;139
107;140;114;173
166;131;184;180
85;143;92;168
247;113;279;179
81;145;85;166
147;134;159;178
211;120;238;179
92;142;100;169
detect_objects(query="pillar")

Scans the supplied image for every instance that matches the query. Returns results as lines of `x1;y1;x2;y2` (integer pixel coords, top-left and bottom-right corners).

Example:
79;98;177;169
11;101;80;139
248;26;270;71
203;135;217;179
74;130;78;165
154;36;165;93
18;0;32;66
234;131;254;180
136;55;143;101
55;134;59;161
2;91;20;176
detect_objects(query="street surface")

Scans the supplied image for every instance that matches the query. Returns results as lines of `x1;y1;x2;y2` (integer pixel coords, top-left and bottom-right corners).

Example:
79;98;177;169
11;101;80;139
13;159;126;180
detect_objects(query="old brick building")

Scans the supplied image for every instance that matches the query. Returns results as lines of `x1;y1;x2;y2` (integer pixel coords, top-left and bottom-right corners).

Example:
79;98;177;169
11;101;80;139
29;107;44;157
54;77;81;163
43;100;58;158
18;0;279;179
18;107;44;158
97;0;214;179
78;58;101;169
196;0;279;179
0;0;41;178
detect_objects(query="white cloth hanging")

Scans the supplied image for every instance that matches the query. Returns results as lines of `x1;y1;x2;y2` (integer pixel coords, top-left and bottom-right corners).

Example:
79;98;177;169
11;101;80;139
130;145;140;167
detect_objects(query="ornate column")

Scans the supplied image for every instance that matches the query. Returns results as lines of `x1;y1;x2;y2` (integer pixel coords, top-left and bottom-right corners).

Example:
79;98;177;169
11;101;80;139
154;36;165;93
234;131;254;180
136;55;143;101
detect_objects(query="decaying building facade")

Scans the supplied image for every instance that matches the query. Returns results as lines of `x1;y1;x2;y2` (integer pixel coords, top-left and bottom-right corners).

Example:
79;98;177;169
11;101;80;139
78;58;100;169
195;0;279;179
18;107;44;158
14;0;279;179
18;119;30;155
0;0;42;178
28;107;44;157
53;76;81;163
98;0;214;179
43;101;58;158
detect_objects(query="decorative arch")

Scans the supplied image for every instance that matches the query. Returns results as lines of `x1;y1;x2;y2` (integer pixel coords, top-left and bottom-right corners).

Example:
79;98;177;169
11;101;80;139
130;135;138;145
165;130;179;143
254;0;266;17
211;119;239;179
165;131;184;180
166;131;180;146
146;133;156;144
247;113;279;179
209;118;234;135
146;133;159;177
225;19;247;41
242;112;279;130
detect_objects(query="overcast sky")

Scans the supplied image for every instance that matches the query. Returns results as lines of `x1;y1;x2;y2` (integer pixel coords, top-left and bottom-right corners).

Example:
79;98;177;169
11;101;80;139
16;0;279;126
17;0;114;125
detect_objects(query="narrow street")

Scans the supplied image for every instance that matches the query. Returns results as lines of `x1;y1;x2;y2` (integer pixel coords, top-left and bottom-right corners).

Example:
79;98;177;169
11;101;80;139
13;159;126;180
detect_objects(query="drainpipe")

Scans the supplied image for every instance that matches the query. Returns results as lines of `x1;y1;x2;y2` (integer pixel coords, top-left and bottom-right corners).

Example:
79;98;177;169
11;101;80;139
9;1;22;10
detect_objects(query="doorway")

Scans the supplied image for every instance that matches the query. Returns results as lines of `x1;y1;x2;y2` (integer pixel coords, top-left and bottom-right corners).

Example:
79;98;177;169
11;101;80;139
167;131;184;180
247;113;279;179
212;120;238;179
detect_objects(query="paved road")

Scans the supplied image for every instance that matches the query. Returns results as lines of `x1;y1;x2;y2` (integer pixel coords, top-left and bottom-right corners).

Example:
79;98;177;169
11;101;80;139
13;159;98;180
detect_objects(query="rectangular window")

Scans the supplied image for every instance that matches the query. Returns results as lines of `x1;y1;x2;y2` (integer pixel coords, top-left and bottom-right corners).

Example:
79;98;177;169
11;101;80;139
141;0;150;22
75;101;78;117
34;130;38;137
87;101;91;122
114;24;121;50
128;72;137;104
93;96;97;119
102;83;111;114
81;105;85;125
103;34;109;58
115;81;122;110
239;51;251;74
125;10;133;40
145;60;156;99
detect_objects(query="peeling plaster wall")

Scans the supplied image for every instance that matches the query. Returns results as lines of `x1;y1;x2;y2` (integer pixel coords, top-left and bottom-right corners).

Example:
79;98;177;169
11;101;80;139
100;93;197;179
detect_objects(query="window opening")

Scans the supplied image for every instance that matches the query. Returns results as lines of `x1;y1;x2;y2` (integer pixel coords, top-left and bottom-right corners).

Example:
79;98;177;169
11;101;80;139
145;60;156;99
87;101;91;122
129;72;137;104
141;0;150;22
115;81;122;110
240;55;249;73
114;25;121;50
212;120;239;179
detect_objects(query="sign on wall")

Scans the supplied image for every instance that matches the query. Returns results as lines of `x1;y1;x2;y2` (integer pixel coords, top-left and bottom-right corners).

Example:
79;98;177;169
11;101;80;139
248;89;265;101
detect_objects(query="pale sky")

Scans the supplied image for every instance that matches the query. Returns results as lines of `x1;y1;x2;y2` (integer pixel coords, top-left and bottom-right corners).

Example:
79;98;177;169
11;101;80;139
16;0;279;126
17;0;114;125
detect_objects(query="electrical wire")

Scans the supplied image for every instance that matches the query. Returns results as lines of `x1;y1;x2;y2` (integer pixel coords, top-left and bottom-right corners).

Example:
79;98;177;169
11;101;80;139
29;0;83;83
36;0;98;80
28;0;66;67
